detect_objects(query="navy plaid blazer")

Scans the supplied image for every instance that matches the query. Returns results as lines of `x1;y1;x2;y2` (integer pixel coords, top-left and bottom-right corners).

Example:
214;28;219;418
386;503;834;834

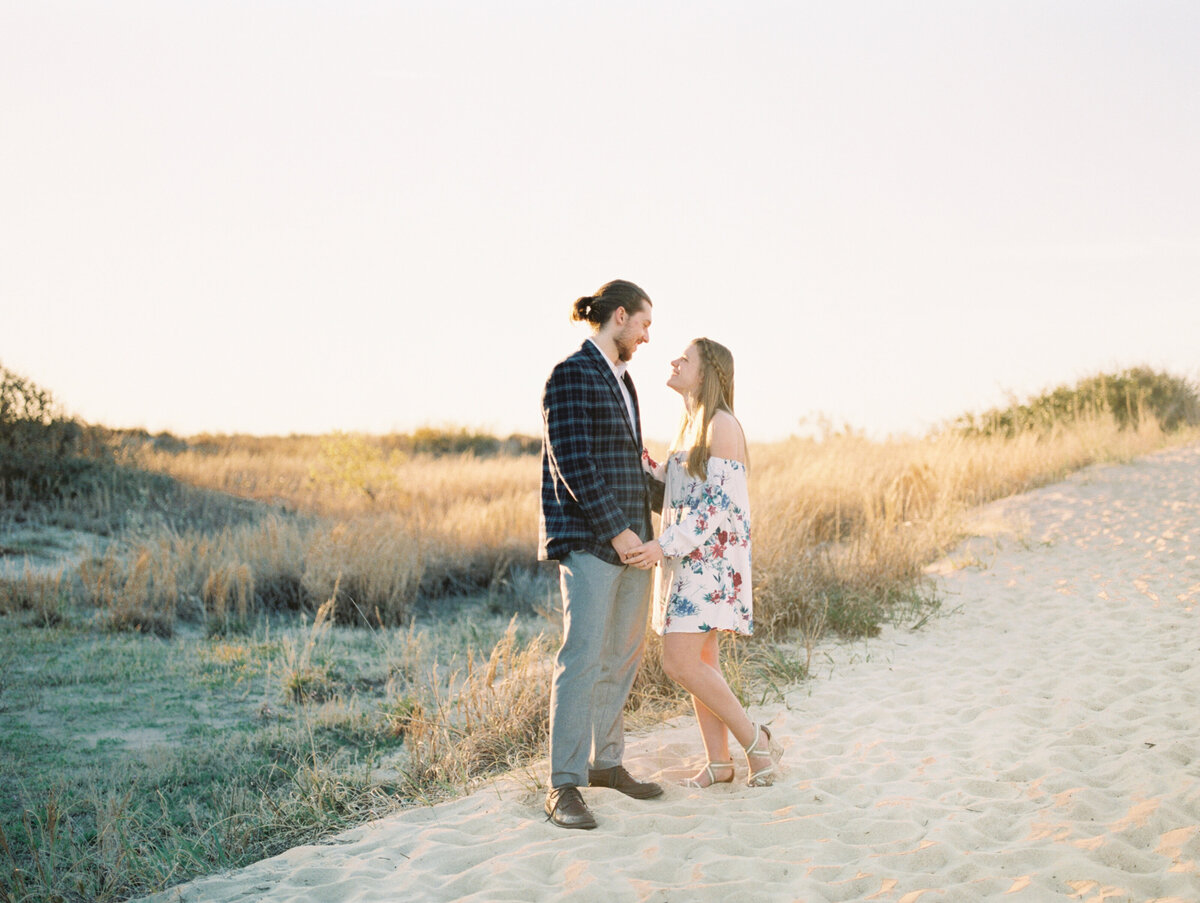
539;339;664;566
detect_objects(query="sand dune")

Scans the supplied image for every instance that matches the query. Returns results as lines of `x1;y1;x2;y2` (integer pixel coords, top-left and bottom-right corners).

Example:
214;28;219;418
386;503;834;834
145;444;1200;902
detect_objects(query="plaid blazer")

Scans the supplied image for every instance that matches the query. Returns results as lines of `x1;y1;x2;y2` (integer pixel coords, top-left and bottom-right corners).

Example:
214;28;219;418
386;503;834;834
539;340;664;565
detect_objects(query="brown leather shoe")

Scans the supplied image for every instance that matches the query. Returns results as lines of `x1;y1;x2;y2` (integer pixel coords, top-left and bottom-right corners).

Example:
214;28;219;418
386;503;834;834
587;765;664;799
544;786;597;829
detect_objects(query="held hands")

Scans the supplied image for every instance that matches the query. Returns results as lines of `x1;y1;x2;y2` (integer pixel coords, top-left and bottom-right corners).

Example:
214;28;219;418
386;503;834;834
623;539;663;570
610;529;663;570
610;529;642;560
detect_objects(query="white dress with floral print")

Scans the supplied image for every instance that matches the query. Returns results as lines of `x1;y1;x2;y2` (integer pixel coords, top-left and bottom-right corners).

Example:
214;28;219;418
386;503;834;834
645;450;753;635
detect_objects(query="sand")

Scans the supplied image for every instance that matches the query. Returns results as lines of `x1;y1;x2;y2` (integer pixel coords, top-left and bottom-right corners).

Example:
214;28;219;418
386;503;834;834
144;444;1200;902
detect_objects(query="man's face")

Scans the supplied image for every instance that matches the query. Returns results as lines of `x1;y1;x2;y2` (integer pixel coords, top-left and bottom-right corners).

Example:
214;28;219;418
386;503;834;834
614;304;652;362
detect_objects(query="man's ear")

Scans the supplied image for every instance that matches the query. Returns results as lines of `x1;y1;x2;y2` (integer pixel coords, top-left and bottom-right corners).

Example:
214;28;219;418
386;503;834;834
611;305;628;327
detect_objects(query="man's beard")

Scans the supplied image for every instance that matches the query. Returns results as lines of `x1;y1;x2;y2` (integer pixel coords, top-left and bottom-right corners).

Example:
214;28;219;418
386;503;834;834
614;327;638;362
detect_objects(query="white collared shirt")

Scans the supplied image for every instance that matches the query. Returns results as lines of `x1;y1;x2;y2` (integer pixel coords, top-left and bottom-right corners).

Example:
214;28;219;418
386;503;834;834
589;337;637;437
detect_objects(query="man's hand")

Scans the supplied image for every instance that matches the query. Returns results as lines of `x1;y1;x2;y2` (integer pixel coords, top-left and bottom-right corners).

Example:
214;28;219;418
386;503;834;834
610;529;642;560
623;539;664;569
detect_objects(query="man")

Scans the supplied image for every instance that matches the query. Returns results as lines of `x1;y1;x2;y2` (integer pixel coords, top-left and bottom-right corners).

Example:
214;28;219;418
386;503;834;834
538;279;665;829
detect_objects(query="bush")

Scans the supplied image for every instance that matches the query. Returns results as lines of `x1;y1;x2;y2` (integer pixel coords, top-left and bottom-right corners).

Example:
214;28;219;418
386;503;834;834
0;363;106;503
955;367;1200;437
387;427;539;458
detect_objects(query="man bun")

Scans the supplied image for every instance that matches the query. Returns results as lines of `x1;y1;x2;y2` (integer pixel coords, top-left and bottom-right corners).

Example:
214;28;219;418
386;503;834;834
567;280;650;327
571;295;596;323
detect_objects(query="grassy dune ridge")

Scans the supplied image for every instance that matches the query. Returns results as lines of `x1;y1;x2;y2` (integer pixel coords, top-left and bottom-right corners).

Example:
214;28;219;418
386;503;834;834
1;364;1198;901
88;411;1193;642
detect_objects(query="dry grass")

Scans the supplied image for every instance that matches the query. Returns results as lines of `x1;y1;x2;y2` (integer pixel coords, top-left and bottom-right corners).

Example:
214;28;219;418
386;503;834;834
17;412;1194;652
749;413;1189;638
133;433;536;541
401;617;554;792
131;436;536;603
0;567;66;627
300;518;424;626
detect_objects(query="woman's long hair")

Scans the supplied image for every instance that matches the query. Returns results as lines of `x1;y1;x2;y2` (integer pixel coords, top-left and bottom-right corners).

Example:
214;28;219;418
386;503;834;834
671;337;738;480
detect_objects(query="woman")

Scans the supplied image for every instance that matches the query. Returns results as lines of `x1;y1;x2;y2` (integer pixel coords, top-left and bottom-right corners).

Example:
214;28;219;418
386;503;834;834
624;337;779;788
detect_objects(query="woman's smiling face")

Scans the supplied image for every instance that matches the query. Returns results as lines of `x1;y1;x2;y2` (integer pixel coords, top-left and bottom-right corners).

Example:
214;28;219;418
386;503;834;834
667;343;702;397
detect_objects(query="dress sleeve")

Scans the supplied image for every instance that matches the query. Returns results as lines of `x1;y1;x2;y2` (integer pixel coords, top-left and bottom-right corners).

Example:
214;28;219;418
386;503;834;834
657;458;741;558
641;449;666;480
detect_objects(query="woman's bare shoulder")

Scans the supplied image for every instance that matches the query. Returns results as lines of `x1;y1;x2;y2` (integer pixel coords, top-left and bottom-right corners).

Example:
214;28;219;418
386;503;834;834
707;411;746;463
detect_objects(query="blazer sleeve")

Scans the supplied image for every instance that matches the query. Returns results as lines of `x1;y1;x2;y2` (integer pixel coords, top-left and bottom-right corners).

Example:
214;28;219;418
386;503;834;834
543;364;632;542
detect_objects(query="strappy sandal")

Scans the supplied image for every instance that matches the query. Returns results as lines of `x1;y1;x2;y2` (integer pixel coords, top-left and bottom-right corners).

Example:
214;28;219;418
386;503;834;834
681;762;735;789
744;723;779;787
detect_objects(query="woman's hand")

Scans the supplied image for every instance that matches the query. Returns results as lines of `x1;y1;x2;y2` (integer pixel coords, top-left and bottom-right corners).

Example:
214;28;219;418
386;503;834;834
624;539;664;569
641;448;667;480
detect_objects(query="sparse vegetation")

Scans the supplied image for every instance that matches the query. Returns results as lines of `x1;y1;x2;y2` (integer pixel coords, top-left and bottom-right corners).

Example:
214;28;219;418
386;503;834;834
1;365;1197;901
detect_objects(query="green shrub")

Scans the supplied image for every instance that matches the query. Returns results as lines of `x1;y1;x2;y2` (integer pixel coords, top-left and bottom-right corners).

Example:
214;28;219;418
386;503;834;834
0;363;106;503
954;367;1200;437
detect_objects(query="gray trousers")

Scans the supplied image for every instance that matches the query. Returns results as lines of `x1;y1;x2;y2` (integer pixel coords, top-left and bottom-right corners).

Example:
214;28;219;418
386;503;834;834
549;551;653;788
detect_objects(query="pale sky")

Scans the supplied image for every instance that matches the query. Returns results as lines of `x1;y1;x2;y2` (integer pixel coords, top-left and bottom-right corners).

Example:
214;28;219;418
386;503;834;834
3;1;1198;442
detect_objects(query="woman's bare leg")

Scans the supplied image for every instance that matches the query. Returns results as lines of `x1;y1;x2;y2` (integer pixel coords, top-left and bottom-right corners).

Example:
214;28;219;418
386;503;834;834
687;633;733;785
692;632;730;761
663;632;772;778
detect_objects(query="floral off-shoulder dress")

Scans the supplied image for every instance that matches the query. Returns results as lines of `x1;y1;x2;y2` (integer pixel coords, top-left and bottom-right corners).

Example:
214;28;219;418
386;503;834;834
643;450;753;635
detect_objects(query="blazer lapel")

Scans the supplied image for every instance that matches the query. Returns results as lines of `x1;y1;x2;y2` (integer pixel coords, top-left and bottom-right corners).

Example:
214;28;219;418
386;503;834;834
581;340;639;447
